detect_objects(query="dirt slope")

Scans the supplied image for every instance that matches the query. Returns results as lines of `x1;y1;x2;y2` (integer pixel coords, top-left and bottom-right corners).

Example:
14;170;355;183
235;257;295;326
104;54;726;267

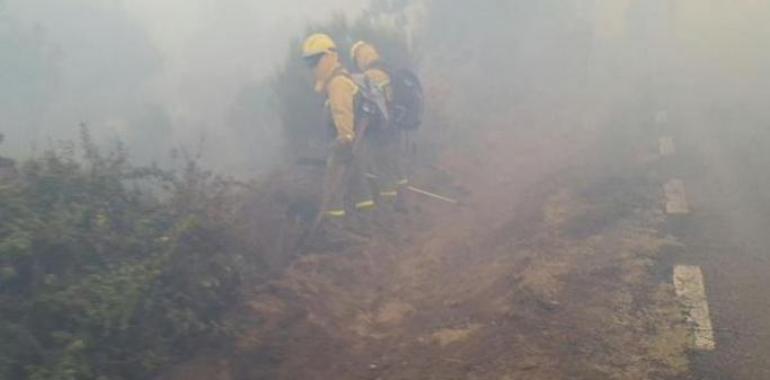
202;99;692;380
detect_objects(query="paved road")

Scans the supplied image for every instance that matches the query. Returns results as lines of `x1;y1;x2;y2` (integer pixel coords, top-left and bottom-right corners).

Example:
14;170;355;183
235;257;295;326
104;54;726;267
664;103;770;379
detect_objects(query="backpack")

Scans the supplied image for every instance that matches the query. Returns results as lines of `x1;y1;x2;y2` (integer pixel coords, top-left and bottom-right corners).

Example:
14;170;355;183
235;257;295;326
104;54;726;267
322;70;388;139
350;73;390;124
362;62;424;131
388;68;424;131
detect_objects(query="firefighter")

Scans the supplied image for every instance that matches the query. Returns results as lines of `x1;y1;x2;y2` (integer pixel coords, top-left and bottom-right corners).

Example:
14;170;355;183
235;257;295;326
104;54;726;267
350;41;408;210
301;34;375;234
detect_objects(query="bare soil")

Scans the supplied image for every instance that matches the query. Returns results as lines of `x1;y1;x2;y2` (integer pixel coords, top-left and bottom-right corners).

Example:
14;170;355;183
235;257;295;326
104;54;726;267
158;101;695;380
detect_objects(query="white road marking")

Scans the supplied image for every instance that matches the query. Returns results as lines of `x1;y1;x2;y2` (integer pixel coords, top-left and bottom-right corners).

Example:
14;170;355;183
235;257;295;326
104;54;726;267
674;265;716;351
664;179;690;215
659;137;676;156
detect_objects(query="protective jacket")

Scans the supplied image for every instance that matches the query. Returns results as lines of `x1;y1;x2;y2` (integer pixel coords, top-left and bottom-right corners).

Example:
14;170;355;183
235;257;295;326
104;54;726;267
316;62;359;141
316;61;375;216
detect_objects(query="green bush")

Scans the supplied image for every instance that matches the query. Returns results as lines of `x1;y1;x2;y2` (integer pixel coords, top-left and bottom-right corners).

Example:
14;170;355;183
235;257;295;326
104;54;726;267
0;128;256;379
0;10;418;380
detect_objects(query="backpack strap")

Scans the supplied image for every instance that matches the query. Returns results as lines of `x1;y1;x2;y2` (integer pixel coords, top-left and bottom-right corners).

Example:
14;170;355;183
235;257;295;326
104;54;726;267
322;67;370;139
322;67;361;117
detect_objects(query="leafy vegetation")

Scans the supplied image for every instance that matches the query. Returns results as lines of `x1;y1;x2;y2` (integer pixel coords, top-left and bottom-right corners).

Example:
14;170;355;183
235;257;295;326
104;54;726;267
0;9;416;380
0;128;260;380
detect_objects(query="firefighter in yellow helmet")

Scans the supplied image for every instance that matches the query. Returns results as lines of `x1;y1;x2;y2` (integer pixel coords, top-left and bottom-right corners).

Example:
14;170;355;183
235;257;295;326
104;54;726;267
301;33;375;229
350;41;408;209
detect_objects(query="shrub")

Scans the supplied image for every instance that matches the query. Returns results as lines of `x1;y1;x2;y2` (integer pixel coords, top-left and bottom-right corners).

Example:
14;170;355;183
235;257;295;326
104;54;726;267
0;128;256;379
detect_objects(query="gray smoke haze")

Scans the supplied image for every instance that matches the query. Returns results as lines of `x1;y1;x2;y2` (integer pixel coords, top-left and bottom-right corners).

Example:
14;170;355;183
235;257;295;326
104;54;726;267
418;0;770;134
4;1;770;378
2;0;770;175
1;0;364;174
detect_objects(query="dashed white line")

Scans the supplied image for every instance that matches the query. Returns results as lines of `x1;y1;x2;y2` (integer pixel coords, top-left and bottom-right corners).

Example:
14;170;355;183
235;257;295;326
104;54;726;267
659;136;676;156
673;265;716;351
664;179;690;215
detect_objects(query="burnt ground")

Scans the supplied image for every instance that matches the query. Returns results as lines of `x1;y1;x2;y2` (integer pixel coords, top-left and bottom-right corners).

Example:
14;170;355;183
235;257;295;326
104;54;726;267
160;94;700;379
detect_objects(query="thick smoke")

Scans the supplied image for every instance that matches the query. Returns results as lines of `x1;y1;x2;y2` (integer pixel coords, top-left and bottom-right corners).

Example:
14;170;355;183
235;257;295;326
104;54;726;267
1;0;364;174
2;0;769;173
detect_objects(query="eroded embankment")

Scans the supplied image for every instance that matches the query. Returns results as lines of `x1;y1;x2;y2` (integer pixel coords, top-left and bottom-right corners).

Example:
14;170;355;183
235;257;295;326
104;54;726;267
165;100;692;380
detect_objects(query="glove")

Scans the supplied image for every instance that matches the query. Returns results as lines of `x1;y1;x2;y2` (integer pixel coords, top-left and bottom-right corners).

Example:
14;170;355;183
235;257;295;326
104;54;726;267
333;134;354;163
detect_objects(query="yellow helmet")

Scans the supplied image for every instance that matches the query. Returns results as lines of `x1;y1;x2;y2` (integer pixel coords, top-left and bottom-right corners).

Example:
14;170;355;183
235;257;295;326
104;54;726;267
349;40;381;69
301;33;337;58
350;40;367;61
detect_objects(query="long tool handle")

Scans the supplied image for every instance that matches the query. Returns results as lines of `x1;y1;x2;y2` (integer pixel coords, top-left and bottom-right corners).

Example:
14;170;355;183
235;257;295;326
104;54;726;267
407;186;459;205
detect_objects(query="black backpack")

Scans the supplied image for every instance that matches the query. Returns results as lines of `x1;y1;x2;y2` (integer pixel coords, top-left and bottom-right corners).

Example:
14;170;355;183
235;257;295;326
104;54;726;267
367;62;424;131
389;68;424;131
350;73;390;124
